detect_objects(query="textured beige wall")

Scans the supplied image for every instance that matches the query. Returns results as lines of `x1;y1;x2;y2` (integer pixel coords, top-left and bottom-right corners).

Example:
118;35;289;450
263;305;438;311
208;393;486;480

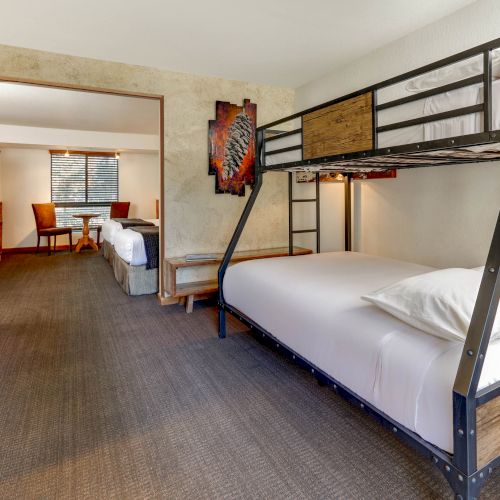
0;45;294;269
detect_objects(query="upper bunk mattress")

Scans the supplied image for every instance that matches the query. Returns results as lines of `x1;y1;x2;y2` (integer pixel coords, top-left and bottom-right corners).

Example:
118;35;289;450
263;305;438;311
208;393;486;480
223;252;500;453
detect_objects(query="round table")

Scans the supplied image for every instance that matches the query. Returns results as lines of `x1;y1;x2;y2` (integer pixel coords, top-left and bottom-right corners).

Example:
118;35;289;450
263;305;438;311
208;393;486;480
73;213;100;253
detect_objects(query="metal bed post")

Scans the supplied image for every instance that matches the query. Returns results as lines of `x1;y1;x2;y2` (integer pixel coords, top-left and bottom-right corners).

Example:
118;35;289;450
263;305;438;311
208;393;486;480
452;211;500;491
288;172;293;255
217;130;265;339
344;174;352;251
315;172;320;253
484;49;493;134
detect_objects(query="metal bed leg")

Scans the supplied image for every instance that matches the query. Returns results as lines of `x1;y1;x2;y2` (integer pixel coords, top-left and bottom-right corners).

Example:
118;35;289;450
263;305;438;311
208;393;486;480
218;306;226;339
217;170;264;339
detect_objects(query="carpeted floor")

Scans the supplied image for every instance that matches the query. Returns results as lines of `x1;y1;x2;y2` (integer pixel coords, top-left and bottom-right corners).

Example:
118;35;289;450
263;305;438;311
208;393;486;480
0;252;499;499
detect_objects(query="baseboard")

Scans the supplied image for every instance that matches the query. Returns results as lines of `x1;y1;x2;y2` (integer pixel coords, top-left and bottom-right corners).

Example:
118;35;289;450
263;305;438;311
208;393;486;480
2;244;73;254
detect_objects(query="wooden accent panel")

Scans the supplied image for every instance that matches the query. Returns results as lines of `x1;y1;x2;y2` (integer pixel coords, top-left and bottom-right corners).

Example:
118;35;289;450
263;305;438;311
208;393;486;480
477;396;500;468
303;92;373;159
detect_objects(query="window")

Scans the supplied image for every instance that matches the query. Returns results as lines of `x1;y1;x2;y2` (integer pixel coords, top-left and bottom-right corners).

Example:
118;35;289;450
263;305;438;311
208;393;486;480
51;152;119;228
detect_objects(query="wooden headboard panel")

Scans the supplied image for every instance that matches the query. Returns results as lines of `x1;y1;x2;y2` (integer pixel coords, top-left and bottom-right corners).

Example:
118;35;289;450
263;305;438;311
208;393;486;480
303;92;373;160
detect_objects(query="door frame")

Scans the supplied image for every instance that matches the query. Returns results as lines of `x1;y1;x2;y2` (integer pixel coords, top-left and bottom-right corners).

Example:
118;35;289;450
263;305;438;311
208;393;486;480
0;75;166;302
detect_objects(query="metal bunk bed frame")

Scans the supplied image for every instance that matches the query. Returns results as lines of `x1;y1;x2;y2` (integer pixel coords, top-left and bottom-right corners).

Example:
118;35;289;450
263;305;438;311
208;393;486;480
217;37;500;499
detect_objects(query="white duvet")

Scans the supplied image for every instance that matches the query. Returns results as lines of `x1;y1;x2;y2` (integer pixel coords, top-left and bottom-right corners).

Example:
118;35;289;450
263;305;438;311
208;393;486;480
101;218;159;246
223;252;500;453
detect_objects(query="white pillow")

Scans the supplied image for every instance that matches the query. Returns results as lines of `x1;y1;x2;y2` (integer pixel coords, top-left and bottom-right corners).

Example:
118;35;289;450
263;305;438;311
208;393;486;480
362;268;500;343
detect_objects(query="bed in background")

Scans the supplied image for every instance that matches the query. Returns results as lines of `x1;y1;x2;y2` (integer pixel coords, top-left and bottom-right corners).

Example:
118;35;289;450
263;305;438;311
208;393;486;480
100;218;159;264
112;225;159;295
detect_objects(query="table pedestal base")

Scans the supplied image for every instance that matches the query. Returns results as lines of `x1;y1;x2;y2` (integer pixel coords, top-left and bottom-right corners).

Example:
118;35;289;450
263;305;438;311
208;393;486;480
75;236;99;253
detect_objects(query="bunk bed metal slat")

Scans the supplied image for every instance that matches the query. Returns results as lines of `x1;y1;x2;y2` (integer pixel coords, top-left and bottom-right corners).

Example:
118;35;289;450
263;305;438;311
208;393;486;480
376;75;484;111
265;144;302;156
264;128;302;142
376;104;484;134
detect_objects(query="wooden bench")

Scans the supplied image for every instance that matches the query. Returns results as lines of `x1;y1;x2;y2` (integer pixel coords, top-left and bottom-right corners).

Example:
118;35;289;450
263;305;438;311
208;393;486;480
166;246;312;312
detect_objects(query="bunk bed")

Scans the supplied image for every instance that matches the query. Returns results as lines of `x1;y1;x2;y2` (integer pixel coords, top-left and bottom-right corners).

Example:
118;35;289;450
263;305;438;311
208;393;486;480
217;38;500;500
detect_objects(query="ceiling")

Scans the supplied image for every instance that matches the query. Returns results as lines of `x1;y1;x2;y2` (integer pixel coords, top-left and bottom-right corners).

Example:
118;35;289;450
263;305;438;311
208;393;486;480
0;0;475;87
0;83;159;134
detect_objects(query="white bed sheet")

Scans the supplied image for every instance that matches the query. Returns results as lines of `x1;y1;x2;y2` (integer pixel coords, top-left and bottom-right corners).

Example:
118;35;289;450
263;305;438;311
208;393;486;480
223;252;500;453
100;218;159;245
101;219;123;245
113;228;148;266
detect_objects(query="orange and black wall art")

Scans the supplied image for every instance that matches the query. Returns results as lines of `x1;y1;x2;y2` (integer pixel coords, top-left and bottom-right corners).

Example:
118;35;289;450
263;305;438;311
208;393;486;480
208;99;256;196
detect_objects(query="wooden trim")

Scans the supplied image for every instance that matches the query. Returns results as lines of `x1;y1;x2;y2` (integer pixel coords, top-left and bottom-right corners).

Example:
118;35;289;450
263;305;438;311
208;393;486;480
477;396;500;468
49;150;118;157
0;75;163;100
159;96;166;303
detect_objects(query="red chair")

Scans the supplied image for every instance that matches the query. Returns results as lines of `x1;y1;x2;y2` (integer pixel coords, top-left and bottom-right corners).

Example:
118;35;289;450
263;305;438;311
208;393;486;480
96;202;130;246
32;203;73;255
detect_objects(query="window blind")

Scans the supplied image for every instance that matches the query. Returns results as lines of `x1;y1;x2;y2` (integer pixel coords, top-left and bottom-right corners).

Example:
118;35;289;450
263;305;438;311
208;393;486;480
51;152;119;228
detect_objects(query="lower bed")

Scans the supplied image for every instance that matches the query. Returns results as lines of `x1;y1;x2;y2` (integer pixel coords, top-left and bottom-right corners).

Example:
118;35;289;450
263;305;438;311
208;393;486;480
112;250;158;296
223;251;500;454
111;226;160;295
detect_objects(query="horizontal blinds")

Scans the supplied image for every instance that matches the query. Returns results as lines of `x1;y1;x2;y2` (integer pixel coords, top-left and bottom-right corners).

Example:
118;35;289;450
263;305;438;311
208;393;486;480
51;153;119;228
51;154;86;203
88;155;119;203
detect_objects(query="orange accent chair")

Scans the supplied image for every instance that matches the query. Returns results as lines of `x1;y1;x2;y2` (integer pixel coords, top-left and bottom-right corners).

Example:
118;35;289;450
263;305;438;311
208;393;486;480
96;201;130;246
32;203;73;255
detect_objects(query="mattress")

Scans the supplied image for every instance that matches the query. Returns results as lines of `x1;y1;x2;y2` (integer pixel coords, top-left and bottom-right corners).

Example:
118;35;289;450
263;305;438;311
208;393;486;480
114;228;149;266
100;218;159;245
223;252;500;453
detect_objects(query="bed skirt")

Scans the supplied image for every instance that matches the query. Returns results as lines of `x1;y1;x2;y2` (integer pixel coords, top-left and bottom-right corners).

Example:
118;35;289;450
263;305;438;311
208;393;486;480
112;251;158;295
102;240;114;265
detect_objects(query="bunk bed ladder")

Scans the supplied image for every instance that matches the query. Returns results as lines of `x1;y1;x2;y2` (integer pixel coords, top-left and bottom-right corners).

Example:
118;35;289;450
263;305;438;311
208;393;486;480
288;172;320;255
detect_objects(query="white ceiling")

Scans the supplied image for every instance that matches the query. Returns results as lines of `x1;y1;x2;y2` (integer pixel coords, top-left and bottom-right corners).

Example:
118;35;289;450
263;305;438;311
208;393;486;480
0;83;159;134
0;0;475;87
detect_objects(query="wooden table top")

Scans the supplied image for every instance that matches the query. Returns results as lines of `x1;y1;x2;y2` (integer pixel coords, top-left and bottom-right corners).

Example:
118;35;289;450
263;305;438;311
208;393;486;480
72;213;100;219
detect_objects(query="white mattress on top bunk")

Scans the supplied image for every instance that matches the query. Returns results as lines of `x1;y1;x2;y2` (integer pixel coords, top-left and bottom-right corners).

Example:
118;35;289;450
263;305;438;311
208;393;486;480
223;252;500;453
101;218;159;245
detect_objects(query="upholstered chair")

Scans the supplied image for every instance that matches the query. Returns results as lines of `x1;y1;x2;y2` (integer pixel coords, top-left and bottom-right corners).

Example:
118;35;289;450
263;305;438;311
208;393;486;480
96;201;130;246
32;203;73;255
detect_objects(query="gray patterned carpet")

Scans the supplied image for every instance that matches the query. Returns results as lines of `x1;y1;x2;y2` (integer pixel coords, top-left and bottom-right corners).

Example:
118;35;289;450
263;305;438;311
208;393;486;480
0;252;499;499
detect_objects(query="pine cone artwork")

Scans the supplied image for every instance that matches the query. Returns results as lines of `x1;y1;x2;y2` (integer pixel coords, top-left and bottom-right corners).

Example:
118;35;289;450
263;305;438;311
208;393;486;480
221;112;252;181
